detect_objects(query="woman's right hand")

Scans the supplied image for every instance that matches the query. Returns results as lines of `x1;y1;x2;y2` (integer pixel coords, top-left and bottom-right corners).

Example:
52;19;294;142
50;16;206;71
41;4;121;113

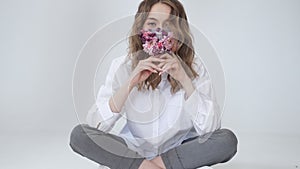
128;56;163;89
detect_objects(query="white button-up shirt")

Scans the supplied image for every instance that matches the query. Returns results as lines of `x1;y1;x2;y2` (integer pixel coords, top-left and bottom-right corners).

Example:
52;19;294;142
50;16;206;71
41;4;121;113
86;55;221;160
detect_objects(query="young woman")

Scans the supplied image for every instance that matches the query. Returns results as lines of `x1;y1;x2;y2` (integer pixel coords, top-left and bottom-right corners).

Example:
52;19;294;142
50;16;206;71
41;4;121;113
69;0;238;169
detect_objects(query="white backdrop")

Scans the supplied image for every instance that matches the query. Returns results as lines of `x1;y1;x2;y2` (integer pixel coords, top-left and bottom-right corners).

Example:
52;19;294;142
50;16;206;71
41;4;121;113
1;0;300;148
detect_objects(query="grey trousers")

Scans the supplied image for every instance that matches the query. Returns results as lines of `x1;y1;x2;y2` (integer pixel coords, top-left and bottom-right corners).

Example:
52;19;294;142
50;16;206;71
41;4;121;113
69;124;237;169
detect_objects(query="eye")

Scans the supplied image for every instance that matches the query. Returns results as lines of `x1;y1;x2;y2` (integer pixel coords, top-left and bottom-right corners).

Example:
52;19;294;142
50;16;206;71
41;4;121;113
147;22;156;27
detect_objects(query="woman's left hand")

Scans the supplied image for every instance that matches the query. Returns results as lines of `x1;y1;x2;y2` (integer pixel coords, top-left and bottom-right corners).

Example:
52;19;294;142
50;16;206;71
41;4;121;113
158;53;188;83
158;53;195;97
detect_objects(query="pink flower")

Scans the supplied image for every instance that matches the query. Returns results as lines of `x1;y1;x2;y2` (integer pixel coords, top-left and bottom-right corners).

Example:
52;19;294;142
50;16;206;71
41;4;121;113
139;29;174;56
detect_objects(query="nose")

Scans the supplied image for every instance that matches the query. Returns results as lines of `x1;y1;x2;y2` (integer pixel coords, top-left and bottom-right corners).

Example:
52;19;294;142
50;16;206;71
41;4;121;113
158;24;163;30
156;26;162;32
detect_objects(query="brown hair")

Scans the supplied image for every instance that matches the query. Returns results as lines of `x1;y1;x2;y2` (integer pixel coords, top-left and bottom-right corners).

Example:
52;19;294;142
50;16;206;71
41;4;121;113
128;0;198;93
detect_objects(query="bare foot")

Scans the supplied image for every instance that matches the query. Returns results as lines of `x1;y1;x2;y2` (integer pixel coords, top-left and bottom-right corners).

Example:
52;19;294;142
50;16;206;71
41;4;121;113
138;159;163;169
150;156;166;169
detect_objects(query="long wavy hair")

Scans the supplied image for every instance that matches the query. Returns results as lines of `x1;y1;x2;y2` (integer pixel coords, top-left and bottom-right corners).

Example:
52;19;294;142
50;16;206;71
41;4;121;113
128;0;198;94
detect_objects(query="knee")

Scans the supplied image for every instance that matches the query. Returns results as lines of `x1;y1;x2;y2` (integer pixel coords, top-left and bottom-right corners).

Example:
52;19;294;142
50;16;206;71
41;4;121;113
69;124;89;151
221;129;238;146
219;129;238;161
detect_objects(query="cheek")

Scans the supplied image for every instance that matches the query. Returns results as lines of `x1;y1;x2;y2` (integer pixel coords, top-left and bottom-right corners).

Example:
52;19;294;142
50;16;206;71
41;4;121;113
142;23;152;30
142;24;148;30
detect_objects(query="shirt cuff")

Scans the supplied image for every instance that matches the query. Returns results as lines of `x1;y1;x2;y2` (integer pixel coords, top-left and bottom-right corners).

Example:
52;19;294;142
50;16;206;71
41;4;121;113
96;100;114;121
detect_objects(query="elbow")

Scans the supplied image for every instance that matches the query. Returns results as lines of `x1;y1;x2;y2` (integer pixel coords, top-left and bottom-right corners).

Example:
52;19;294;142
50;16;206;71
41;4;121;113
86;104;99;128
194;110;221;135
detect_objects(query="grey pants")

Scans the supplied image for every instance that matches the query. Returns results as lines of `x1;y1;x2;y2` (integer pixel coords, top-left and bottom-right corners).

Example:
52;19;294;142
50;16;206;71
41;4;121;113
69;124;237;169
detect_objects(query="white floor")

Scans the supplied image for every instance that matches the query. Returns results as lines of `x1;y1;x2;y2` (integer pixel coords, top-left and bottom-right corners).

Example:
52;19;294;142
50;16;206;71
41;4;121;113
1;131;299;169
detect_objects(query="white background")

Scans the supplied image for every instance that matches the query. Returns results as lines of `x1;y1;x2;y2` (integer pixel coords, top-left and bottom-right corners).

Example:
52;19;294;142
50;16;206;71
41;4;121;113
1;0;299;168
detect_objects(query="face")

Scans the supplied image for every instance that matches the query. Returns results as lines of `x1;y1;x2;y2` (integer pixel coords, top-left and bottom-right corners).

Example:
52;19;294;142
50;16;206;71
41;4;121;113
143;3;172;30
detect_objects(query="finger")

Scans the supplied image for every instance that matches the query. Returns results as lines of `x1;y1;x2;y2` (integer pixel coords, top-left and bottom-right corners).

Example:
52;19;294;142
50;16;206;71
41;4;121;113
141;65;158;73
161;63;171;72
142;62;163;71
158;70;165;76
142;67;158;73
157;61;166;69
162;59;177;68
146;56;165;63
157;57;176;68
157;62;170;75
162;62;177;72
142;70;152;77
159;53;173;59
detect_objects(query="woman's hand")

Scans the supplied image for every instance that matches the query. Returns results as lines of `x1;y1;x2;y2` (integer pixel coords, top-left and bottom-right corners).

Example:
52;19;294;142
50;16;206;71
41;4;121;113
128;56;163;90
158;53;188;83
158;53;195;97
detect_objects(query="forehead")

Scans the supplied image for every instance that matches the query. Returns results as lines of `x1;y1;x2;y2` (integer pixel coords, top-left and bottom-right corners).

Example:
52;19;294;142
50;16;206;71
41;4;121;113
147;3;171;21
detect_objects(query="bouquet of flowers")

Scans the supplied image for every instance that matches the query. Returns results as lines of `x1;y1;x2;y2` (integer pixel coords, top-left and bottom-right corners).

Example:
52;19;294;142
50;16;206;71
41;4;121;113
139;28;174;56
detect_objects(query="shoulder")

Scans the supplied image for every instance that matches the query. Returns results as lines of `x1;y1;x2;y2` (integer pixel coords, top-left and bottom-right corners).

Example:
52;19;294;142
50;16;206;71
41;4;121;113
192;56;205;75
191;56;212;83
192;56;203;68
111;55;131;68
110;55;132;86
108;55;132;74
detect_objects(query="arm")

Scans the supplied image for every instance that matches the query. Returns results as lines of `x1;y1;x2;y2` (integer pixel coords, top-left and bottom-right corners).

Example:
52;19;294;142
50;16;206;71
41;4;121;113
109;56;164;113
108;80;132;113
86;56;127;132
86;55;164;132
182;56;222;135
156;53;221;135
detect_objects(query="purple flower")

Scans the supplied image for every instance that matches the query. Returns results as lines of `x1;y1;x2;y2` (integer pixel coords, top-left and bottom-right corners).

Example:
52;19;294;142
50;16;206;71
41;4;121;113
139;29;174;56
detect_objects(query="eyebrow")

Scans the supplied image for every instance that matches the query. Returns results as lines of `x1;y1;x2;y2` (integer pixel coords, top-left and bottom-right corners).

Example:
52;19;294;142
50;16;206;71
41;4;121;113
146;17;158;22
